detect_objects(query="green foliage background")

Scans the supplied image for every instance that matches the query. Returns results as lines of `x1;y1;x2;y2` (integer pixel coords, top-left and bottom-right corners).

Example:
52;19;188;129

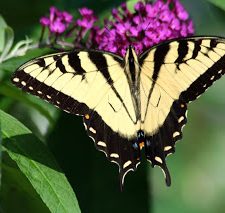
1;0;225;213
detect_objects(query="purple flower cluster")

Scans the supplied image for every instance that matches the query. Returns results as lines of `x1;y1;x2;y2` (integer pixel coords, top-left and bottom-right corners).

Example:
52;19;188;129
96;0;194;56
40;6;73;34
40;0;194;56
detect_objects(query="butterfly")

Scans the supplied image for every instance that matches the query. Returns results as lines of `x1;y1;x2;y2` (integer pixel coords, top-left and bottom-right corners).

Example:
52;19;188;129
11;36;225;188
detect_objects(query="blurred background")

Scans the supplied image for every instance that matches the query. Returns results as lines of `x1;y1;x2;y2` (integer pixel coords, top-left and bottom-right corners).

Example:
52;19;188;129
1;0;225;212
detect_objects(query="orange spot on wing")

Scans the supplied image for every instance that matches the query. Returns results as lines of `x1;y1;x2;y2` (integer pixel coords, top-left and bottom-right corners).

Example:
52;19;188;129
85;114;90;119
139;142;145;150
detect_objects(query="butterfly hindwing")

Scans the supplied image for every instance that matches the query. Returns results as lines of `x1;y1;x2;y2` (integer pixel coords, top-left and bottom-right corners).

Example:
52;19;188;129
12;49;141;186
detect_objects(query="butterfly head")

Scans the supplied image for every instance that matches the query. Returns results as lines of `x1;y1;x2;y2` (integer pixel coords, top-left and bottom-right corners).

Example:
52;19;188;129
124;45;140;83
127;45;135;53
125;45;138;62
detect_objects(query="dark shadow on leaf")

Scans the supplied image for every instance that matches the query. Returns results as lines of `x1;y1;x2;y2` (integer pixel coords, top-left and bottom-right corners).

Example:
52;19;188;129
2;134;62;172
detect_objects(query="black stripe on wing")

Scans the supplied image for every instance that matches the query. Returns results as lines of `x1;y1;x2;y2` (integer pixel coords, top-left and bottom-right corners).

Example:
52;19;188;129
56;58;67;73
11;69;140;188
152;43;170;81
175;40;189;64
68;52;86;75
141;43;170;120
88;51;114;85
182;52;225;102
192;39;202;59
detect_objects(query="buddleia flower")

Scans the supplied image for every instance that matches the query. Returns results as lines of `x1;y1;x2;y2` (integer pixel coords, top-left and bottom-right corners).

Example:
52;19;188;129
40;6;73;34
94;0;194;56
39;0;194;56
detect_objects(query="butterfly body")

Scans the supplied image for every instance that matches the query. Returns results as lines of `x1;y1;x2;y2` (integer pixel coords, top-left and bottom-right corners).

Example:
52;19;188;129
12;36;225;187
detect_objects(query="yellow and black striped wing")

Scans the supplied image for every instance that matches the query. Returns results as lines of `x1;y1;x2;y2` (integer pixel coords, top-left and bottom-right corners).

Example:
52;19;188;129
11;50;140;186
140;36;225;185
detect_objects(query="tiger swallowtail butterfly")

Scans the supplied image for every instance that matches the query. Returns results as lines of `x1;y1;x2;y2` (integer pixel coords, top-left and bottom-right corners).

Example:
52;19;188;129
12;36;225;188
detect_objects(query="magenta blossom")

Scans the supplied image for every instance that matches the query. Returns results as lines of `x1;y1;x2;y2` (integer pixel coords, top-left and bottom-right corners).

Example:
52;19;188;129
94;0;194;56
76;7;97;30
40;6;73;34
40;0;194;56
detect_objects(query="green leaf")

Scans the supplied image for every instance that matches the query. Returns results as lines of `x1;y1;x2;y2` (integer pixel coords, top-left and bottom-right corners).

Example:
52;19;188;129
1;156;50;213
0;15;8;53
205;0;225;11
0;110;81;213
